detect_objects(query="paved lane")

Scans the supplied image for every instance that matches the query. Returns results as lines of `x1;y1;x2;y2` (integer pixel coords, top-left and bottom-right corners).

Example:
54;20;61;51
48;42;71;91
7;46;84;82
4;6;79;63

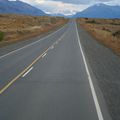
0;23;69;90
0;20;109;120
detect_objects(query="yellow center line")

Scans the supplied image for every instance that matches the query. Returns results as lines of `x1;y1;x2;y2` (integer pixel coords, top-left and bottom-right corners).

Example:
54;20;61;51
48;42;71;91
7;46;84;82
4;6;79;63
0;29;68;95
0;46;50;94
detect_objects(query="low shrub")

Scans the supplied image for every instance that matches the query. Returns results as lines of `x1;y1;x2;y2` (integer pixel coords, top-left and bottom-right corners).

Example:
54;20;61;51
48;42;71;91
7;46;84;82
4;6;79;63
110;23;120;25
0;32;4;41
102;27;111;32
112;31;120;37
86;20;96;23
86;20;100;24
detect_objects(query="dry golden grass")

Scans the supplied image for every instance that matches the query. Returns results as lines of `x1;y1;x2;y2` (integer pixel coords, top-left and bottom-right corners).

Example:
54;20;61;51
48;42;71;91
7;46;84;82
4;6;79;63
77;18;120;55
0;14;68;47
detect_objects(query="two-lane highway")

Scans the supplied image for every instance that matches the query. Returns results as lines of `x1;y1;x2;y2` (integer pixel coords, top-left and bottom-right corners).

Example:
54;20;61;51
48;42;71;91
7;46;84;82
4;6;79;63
0;20;109;120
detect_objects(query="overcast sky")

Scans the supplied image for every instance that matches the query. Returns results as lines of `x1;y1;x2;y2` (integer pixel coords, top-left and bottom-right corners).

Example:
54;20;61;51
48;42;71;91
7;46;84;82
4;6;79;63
21;0;120;15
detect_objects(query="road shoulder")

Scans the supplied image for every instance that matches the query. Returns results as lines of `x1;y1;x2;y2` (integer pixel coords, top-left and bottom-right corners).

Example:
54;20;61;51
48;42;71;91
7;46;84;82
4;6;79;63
77;23;113;120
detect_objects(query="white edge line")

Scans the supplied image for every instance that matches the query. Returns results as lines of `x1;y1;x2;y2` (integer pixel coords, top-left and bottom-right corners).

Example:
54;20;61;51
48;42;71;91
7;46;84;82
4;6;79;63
75;22;104;120
0;24;67;59
22;67;33;78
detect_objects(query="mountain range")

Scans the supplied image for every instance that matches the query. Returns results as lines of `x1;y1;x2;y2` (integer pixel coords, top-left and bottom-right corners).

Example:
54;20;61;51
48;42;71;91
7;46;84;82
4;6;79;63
73;4;120;18
0;0;46;16
0;0;119;18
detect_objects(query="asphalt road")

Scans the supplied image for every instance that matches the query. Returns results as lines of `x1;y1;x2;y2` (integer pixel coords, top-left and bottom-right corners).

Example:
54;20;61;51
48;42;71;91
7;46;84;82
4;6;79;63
77;22;120;120
0;20;111;120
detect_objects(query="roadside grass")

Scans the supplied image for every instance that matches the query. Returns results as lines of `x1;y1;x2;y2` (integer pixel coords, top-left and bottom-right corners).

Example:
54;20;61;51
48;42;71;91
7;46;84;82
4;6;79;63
0;14;68;47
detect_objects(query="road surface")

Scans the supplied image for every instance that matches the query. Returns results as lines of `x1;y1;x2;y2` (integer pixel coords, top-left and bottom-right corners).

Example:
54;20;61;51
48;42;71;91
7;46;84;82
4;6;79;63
0;20;110;120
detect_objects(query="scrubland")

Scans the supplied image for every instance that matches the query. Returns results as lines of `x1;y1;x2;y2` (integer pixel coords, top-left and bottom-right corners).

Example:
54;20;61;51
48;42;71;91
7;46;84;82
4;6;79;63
0;14;68;47
77;18;120;55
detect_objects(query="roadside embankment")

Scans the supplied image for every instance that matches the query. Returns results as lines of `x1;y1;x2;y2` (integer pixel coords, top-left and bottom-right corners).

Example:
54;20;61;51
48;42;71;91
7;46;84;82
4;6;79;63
77;18;120;55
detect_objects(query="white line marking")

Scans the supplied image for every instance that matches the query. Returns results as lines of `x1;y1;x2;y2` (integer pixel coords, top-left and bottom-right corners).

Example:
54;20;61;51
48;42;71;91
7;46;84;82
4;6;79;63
42;53;47;58
50;46;54;50
22;67;33;77
75;22;104;120
0;24;67;59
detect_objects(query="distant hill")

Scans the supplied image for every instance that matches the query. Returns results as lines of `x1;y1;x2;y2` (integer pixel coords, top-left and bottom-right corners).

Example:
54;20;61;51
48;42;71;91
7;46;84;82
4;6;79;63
73;4;120;18
0;0;46;16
